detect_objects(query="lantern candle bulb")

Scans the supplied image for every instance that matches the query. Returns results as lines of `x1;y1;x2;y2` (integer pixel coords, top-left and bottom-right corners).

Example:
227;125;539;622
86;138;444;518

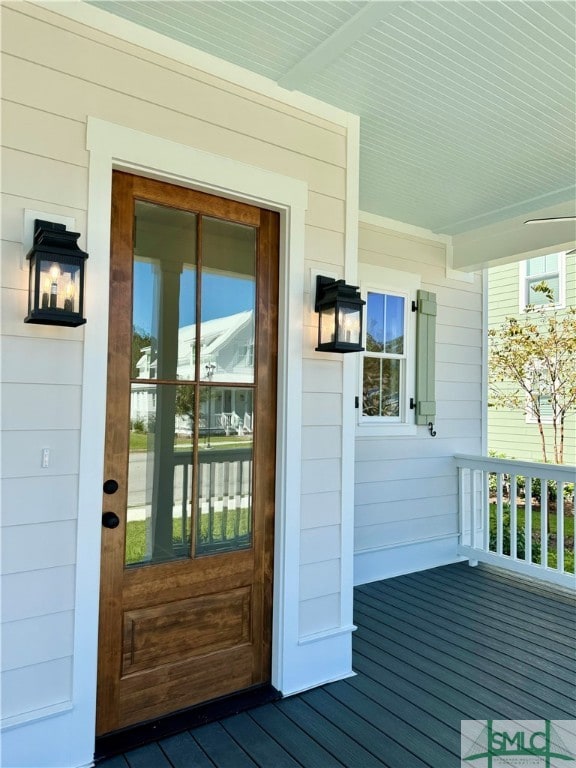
49;264;61;309
41;277;51;309
64;281;75;313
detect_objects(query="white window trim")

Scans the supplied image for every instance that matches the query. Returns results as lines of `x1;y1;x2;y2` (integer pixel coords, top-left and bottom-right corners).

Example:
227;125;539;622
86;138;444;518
356;264;420;437
518;252;566;312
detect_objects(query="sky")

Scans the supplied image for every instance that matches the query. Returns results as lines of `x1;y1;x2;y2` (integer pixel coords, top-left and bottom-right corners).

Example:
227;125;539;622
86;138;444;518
133;262;255;333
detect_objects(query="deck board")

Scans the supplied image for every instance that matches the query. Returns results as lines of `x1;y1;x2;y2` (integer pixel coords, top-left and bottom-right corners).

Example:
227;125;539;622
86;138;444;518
191;722;258;768
158;731;216;768
355;584;570;688
355;593;574;707
97;563;576;768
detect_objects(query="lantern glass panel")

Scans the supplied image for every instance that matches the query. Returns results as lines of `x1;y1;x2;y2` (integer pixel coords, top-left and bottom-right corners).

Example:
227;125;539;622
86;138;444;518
338;305;361;345
38;257;81;313
319;306;336;345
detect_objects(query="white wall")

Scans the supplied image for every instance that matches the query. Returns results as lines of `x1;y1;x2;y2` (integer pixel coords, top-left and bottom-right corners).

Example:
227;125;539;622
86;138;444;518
0;3;357;766
354;218;483;584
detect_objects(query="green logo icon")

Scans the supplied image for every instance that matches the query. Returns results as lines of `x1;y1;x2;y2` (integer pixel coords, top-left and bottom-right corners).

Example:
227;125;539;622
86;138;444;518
462;720;576;767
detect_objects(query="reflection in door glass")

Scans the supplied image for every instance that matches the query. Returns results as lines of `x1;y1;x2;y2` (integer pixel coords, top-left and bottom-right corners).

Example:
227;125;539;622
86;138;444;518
201;217;256;384
132;201;197;380
195;386;253;556
126;383;194;566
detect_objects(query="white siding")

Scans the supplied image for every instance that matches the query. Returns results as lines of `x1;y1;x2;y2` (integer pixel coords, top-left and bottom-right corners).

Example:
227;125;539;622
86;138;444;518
354;220;483;583
0;2;354;761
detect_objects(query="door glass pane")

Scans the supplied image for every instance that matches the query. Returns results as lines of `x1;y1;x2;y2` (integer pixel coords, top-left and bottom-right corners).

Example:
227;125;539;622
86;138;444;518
200;217;256;384
126;383;195;566
132;201;197;380
195;386;254;556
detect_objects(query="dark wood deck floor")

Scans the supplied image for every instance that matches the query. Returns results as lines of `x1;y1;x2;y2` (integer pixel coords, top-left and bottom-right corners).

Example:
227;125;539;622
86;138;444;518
97;562;576;768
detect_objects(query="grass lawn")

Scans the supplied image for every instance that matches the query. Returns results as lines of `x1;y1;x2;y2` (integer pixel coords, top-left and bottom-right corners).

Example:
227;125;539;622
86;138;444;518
129;431;252;452
125;508;251;564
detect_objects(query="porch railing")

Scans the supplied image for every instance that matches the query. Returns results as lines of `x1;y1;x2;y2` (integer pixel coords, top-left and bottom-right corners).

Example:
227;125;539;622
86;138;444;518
455;454;575;588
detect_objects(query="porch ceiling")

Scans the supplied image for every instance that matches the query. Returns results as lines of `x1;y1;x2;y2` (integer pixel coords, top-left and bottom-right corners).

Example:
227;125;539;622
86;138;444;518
88;0;575;243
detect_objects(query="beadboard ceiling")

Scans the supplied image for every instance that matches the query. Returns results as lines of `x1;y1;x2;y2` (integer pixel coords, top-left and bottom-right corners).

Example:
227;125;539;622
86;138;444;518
89;0;576;236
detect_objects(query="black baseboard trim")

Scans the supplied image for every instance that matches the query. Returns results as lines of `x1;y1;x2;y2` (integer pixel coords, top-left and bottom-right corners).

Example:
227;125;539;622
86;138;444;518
94;684;281;761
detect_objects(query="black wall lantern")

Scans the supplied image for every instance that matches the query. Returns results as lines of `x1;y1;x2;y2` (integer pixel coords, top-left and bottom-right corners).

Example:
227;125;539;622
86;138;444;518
25;220;88;327
315;276;365;353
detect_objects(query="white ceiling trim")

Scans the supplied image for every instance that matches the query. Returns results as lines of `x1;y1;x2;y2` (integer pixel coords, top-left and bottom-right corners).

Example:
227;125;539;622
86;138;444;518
278;1;405;91
359;210;450;245
435;184;576;235
452;201;576;271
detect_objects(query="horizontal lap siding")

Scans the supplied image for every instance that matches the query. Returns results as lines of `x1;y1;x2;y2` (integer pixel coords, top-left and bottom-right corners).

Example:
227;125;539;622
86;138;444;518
354;223;482;574
0;2;349;719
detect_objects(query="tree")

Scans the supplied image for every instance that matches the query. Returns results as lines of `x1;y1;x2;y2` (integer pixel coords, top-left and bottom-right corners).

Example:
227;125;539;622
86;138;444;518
131;326;152;378
488;283;576;464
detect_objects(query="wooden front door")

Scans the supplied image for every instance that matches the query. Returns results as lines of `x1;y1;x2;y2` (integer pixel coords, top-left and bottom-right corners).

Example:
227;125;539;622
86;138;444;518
97;171;278;735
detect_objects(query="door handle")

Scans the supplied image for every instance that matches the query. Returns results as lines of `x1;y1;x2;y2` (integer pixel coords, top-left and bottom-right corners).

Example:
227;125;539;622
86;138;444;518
102;511;120;529
103;479;119;494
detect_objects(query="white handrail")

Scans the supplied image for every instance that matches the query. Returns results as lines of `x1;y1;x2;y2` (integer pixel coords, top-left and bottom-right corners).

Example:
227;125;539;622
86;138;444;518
455;454;575;588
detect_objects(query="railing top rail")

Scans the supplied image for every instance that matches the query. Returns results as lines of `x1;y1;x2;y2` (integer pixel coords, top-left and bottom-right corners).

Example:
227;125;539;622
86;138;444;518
454;454;576;481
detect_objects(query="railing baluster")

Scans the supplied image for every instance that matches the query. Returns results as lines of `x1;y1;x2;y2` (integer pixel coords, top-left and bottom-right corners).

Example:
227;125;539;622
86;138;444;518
208;463;215;545
458;466;466;546
181;462;188;543
470;469;478;549
483;470;490;552
541;478;548;569
525;477;532;564
222;460;230;542
496;473;504;556
556;482;564;573
510;474;517;560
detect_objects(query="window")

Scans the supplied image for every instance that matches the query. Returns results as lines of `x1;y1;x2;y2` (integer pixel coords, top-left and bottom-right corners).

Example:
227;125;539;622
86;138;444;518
362;291;405;419
520;253;565;310
357;266;419;435
525;363;554;424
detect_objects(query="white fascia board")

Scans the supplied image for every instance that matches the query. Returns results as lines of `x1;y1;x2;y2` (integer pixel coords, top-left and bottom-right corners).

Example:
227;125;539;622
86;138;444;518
359;210;451;245
33;0;356;130
452;201;576;271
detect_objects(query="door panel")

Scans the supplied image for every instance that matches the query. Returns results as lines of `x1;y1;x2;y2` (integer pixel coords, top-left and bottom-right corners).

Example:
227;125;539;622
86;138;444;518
97;171;278;735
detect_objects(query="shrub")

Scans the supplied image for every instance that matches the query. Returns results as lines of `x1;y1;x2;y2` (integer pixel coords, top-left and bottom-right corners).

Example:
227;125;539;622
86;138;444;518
489;509;541;563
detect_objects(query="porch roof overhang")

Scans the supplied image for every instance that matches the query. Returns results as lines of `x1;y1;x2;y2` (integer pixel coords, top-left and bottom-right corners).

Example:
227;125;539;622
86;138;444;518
82;0;576;269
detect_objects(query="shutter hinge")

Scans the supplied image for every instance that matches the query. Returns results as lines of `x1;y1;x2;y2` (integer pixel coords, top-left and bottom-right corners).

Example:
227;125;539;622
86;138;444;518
411;300;418;312
355;396;359;409
409;397;416;410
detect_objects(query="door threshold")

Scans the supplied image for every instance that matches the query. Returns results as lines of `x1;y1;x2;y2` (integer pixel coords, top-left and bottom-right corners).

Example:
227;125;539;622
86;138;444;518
94;684;280;761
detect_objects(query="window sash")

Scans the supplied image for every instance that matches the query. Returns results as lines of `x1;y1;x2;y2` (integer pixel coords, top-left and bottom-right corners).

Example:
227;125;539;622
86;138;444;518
360;289;408;423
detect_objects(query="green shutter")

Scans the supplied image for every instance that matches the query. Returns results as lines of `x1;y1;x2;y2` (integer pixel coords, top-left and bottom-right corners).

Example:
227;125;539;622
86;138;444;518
415;289;437;426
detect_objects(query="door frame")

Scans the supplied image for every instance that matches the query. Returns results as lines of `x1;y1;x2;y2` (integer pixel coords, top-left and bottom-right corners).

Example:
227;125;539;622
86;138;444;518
76;118;307;739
